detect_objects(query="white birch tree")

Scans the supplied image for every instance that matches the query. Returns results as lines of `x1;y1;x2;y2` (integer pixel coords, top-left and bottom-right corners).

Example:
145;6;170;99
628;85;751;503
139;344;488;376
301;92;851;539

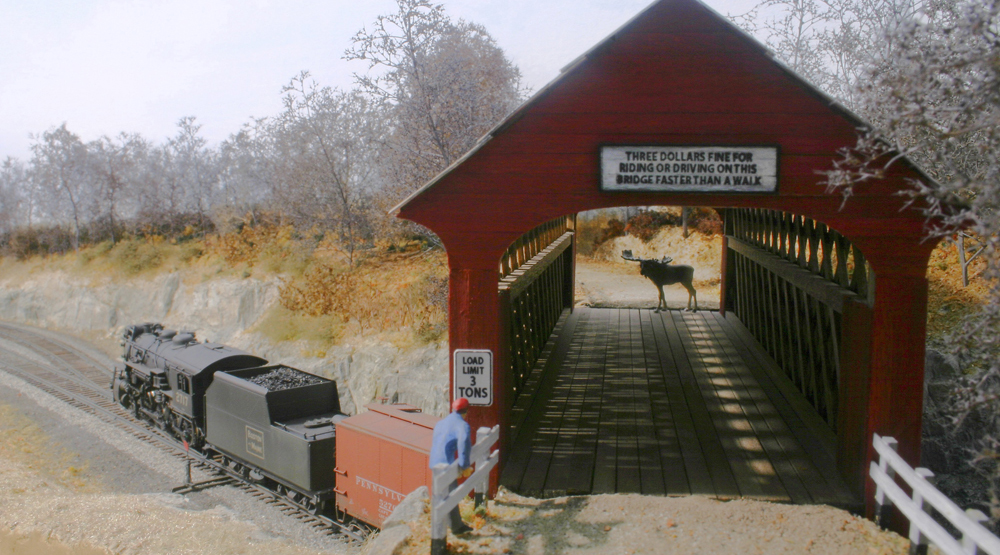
820;0;1000;512
345;0;526;211
265;72;385;263
88;133;148;243
29;123;90;251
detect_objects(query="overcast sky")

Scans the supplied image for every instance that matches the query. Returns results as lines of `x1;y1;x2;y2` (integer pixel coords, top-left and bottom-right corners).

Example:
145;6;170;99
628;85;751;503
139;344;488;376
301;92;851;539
0;0;761;160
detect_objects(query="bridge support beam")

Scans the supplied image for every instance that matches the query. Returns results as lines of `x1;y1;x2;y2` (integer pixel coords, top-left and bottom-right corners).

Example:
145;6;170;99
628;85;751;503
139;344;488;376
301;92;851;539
860;270;931;527
836;297;874;497
448;263;508;493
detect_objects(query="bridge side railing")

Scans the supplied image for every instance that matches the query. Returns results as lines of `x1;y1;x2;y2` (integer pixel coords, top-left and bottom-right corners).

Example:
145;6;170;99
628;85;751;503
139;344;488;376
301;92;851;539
500;216;574;280
725;208;874;430
871;434;1000;555
499;225;574;402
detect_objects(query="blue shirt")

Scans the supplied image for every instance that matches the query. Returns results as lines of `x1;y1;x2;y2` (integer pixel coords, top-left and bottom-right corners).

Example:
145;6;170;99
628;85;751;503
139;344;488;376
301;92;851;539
429;412;471;469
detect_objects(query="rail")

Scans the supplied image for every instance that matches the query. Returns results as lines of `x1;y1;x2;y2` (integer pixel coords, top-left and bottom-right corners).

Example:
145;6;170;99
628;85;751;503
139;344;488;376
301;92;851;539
0;323;369;542
430;425;500;555
499;230;574;400
725;208;874;429
870;434;1000;555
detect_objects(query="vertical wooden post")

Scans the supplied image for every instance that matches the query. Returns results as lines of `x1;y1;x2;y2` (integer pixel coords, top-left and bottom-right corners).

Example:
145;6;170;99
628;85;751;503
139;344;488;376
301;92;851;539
909;467;934;555
720;209;736;316
430;464;449;555
565;228;577;310
873;435;898;528
449;261;507;494
474;426;492;508
863;271;929;530
837;297;874;495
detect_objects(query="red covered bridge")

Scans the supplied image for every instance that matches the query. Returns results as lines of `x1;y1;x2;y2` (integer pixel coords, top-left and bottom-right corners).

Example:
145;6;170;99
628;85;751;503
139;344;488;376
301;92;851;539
393;0;938;516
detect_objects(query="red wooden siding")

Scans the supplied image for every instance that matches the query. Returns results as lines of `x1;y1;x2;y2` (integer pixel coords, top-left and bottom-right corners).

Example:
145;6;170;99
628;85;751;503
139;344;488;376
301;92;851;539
395;0;938;522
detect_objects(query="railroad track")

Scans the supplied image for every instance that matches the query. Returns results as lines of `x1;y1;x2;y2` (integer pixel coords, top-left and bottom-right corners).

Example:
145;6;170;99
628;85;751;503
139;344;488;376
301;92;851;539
0;322;369;543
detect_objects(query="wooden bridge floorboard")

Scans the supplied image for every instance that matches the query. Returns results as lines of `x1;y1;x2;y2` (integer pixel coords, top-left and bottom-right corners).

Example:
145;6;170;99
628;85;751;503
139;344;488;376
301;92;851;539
499;307;858;509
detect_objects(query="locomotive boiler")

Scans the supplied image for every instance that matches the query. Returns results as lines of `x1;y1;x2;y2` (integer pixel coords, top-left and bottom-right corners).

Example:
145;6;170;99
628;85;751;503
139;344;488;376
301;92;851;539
112;323;268;449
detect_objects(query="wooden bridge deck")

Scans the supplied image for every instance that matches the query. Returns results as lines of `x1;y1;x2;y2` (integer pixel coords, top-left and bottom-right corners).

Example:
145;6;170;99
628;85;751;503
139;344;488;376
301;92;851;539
500;307;859;509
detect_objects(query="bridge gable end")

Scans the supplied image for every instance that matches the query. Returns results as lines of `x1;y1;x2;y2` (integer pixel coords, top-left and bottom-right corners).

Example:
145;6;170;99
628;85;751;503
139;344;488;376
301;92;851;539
396;0;930;260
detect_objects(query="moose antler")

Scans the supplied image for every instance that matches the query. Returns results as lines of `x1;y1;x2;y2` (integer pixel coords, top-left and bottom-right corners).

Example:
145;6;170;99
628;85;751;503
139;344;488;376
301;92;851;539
621;250;673;265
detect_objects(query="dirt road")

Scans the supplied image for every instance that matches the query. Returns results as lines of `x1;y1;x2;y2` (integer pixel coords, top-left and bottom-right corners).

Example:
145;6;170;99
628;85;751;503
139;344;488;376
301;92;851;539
575;259;720;310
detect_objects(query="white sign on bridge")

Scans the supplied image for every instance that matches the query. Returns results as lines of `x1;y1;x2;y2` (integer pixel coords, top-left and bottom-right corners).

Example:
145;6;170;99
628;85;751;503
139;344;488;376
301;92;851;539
601;145;779;193
453;349;493;406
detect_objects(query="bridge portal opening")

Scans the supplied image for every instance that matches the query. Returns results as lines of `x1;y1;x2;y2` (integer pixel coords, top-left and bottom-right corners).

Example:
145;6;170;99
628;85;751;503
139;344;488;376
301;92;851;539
574;206;723;312
497;208;869;508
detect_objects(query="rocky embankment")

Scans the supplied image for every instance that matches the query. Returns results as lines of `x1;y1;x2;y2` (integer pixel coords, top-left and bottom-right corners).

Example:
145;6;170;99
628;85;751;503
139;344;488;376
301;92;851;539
0;269;449;416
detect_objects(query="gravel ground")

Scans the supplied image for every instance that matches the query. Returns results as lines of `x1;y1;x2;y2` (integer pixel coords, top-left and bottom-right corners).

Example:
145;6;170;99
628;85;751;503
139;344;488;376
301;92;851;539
575;260;721;310
0;326;356;555
394;490;911;555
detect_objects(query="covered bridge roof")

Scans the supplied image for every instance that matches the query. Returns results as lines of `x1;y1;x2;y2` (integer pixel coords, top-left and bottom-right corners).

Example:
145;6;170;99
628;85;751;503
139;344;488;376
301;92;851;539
395;0;935;276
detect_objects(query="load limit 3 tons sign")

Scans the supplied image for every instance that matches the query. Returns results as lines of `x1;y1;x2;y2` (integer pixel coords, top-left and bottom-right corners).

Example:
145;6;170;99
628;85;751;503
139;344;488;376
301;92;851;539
453;349;492;406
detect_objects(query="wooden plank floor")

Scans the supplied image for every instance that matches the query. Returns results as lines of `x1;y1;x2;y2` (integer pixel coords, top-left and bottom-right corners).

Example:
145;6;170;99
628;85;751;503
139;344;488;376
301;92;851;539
501;307;860;509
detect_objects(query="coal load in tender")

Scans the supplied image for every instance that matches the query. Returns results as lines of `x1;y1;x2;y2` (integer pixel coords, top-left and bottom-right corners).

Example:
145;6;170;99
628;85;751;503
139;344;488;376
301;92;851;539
247;366;324;391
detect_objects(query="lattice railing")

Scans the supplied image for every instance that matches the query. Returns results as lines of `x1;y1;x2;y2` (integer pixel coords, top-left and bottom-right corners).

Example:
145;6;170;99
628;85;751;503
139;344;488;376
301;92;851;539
725;208;875;429
500;216;574;279
729;208;873;302
499;223;574;400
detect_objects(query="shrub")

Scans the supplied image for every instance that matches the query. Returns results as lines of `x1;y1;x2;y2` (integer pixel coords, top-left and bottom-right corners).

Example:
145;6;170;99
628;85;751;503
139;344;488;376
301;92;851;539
211;219;297;267
110;239;165;276
179;243;204;263
575;215;620;256
78;241;114;264
279;263;354;317
596;219;627;246
417;274;449;312
689;208;723;236
624;210;680;242
277;252;448;341
3;225;76;258
134;211;216;241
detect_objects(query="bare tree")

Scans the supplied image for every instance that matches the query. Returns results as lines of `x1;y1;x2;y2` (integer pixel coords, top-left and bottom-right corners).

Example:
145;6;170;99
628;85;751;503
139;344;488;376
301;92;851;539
820;0;926;110
89;133;148;244
734;0;833;87
218;117;276;229
824;0;994;235
345;0;526;211
166;117;218;233
30;123;90;251
265;72;385;263
821;0;1000;515
0;157;32;235
736;0;926;113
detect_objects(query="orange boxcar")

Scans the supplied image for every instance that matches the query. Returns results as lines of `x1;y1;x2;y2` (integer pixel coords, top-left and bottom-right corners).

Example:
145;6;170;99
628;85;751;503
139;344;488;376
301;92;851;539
334;403;439;527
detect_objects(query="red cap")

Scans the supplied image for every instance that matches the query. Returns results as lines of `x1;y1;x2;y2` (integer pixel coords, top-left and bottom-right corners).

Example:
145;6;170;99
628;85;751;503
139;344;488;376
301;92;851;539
452;397;470;412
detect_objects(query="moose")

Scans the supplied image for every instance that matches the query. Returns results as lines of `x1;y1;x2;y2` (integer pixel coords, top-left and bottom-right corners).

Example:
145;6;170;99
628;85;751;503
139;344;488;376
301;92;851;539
621;250;698;312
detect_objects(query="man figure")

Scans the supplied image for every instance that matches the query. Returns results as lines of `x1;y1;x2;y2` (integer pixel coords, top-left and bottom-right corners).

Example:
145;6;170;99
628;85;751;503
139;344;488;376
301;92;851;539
430;397;474;535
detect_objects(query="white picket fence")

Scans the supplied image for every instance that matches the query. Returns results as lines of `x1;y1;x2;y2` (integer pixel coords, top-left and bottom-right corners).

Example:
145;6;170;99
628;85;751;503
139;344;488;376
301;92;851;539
429;425;500;555
870;434;1000;555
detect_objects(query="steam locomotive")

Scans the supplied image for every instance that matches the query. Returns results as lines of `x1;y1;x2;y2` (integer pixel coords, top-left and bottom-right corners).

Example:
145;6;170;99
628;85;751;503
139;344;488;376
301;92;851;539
110;322;436;527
